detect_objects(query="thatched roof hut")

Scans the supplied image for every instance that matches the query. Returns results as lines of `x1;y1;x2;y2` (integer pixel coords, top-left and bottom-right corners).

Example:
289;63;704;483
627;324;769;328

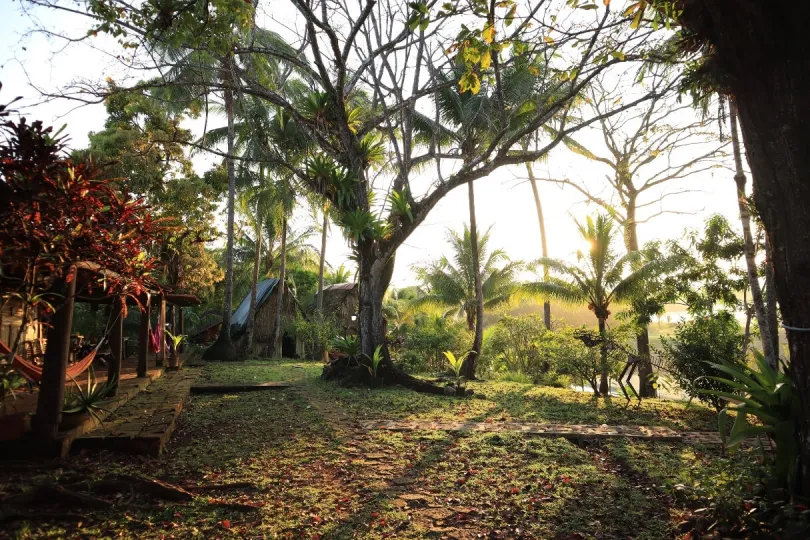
315;283;358;333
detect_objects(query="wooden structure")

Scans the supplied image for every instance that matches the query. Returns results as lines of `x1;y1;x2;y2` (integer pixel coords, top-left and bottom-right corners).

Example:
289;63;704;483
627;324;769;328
1;262;199;441
190;278;301;357
315;283;359;333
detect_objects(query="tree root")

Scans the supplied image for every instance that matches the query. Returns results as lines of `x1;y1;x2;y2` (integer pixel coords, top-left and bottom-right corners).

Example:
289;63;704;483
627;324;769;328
2;484;112;509
189;481;259;492
322;357;467;396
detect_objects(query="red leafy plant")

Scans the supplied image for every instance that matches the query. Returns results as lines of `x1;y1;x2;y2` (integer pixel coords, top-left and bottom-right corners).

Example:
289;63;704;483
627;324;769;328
1;87;168;352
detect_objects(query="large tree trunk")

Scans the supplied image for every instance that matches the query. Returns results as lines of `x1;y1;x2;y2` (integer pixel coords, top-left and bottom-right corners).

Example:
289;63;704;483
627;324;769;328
271;216;287;357
623;198;656;398
461;180;484;380
730;100;776;368
682;0;810;493
316;206;328;314
245;222;262;357
598;317;610;396
202;68;237;362
527;163;552;330
764;239;781;360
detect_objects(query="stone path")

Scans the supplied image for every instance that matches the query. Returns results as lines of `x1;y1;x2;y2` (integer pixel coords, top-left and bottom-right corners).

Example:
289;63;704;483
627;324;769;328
75;369;199;456
357;419;756;446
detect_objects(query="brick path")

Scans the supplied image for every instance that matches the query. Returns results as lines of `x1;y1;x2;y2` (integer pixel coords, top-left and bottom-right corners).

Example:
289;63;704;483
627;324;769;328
75;369;199;456
357;419;757;446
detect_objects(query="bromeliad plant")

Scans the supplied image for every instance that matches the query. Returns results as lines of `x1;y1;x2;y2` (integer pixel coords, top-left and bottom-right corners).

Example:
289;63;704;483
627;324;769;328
63;368;117;423
702;350;799;490
165;330;186;353
329;335;361;363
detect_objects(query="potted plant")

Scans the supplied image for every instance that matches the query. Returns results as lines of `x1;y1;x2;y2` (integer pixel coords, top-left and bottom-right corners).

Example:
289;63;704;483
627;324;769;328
0;363;28;441
61;367;116;431
165;330;186;369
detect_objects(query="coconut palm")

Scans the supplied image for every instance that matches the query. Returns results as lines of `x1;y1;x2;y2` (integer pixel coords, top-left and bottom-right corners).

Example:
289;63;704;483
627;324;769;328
528;214;665;395
413;64;542;377
155;26;302;361
413;225;526;331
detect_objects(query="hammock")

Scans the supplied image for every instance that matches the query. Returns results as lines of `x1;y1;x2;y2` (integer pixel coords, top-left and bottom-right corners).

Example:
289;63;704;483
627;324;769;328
149;322;162;354
0;306;121;384
0;339;103;384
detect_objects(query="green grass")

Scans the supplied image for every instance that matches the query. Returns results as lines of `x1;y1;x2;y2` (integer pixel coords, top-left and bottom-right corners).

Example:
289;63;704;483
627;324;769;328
309;374;719;431
1;358;755;539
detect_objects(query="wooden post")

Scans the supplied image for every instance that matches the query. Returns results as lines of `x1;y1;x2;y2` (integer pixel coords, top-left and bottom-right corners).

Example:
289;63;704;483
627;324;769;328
107;295;124;394
137;295;150;378
157;295;166;367
33;269;77;440
178;308;185;353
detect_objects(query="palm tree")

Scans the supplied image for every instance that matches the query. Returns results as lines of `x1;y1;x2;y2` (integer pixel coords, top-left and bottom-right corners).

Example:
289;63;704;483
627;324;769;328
413;225;526;330
414;65;541;377
529;214;664;395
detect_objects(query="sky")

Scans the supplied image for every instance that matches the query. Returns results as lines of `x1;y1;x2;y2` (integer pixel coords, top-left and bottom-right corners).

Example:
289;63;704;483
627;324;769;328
1;1;744;289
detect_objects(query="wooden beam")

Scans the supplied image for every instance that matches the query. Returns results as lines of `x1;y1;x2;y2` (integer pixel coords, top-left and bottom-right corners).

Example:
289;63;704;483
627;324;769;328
107;295;124;394
178;308;185;354
33;268;77;440
137;295;151;378
157;295;166;367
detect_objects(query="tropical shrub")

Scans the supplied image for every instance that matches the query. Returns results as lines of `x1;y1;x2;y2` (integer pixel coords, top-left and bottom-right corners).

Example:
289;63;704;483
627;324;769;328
482;315;553;380
394;317;471;373
706;350;798;491
660;311;746;410
284;314;340;360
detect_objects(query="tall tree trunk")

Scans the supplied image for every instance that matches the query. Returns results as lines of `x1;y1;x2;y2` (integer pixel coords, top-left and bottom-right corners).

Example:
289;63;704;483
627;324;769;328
202;66;237;362
598;317;610;396
245;222;262;357
683;0;810;493
272;216;287;357
316;205;328;314
526;163;552;329
764;239;780;360
730;100;776;368
461;179;484;380
622;197;656;397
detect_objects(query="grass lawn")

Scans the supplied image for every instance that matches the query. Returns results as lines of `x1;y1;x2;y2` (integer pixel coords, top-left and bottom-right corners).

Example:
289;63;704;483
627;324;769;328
1;359;759;539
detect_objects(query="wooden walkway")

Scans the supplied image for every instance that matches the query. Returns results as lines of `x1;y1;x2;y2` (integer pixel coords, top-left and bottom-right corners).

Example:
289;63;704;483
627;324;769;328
75;369;198;456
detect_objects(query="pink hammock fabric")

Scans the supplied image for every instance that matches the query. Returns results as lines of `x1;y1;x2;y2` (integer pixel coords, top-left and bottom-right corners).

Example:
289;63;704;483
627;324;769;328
149;324;162;354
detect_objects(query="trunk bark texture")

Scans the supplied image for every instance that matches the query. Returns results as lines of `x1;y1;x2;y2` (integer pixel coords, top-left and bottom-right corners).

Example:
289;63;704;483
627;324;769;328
730;100;776;368
527;163;552;329
680;0;810;493
598;317;609;395
245;223;262;357
202;63;237;362
764;239;781;360
623;197;656;398
316;207;328;314
272;216;287;357
462;180;484;379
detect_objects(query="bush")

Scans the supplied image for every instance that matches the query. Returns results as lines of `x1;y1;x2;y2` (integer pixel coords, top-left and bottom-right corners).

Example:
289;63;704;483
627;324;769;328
393;316;471;374
284;314;340;360
660;311;746;409
482;315;551;380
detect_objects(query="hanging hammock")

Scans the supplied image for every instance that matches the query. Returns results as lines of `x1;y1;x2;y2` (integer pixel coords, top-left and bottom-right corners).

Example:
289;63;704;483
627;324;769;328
148;320;162;354
0;339;103;384
0;305;121;384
